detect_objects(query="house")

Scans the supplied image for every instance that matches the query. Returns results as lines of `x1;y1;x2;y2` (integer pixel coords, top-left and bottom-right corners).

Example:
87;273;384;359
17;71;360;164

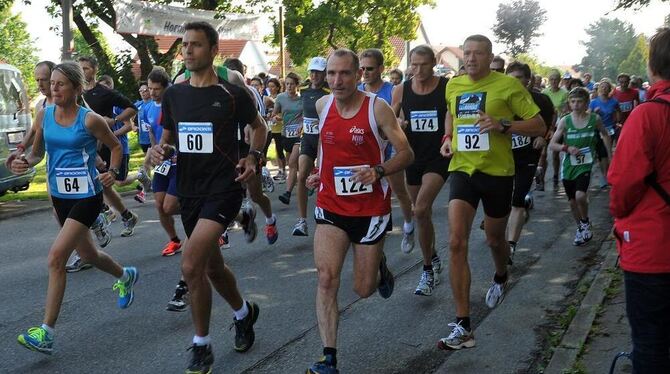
390;22;432;72
432;45;464;73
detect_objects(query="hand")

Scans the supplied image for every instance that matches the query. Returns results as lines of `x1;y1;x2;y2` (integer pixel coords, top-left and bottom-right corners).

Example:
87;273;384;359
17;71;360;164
397;117;408;130
5;149;21;169
10;155;30;175
306;173;321;189
98;171;116;187
150;144;174;166
235;156;256;182
440;138;453;158
351;166;377;185
567;146;580;155
95;155;107;171
533;137;547;150
476;110;503;133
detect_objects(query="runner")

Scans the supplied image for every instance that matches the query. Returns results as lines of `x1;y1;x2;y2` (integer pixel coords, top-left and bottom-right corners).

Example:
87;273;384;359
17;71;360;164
540;70;568;190
588;79;620;189
359;49;415;254
265;77;287;182
305;48;413;374
149;22;262;373
550;87;612;245
11;61;137;355
273;72;303;206
293;57;330;236
391;45;449;295
133;81;153;203
613;73;639;136
437;34;544;350
505;62;555;263
389;68;404;86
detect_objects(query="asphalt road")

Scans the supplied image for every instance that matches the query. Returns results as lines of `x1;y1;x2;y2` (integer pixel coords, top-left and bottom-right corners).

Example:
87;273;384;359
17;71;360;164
0;171;612;373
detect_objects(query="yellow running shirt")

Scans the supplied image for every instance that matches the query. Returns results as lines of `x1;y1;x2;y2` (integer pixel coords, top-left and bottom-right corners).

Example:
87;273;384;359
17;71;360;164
446;71;540;176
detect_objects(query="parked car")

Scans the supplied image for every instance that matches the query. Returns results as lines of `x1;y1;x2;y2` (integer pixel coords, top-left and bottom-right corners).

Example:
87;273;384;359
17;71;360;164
0;63;35;197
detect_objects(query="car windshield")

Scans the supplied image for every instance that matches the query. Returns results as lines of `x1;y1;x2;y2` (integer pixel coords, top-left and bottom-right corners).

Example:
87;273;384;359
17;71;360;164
0;69;28;116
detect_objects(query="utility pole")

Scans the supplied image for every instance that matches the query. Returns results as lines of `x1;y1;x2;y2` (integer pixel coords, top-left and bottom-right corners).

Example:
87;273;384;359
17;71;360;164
62;0;73;60
279;6;285;78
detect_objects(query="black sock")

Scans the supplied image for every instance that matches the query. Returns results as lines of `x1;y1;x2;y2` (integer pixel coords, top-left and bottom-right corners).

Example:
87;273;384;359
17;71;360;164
178;280;187;288
580;218;589;224
508;240;517;247
171;236;181;243
431;253;439;261
423;264;433;272
102;203;110;212
121;210;132;220
494;272;508;285
323;347;337;366
456;316;471;331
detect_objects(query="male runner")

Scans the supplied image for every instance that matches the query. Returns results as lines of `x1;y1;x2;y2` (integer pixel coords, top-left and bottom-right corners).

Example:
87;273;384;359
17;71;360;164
305;48;413;374
437;34;544;350
389;68;404;86
359;49;415;254
540;70;568;190
391;45;449;296
612;73;639;136
150;22;263;373
293;57;330;236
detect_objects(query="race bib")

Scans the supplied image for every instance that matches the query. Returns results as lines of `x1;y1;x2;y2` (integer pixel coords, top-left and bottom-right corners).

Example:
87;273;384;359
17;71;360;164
511;134;531;149
570;147;593;165
457;125;490;152
303;117;319;135
178;122;213;153
154;160;171;176
140;121;151;133
410;110;438;132
285;123;301;138
55;168;89;195
333;165;372;196
620;101;633;112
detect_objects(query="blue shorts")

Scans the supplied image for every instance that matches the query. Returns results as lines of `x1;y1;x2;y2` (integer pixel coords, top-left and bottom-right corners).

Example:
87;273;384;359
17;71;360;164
152;164;177;196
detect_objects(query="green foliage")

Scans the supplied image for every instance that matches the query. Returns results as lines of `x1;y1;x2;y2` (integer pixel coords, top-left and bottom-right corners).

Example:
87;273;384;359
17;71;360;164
515;53;559;78
73;26;115;64
580;18;637;81
0;5;39;96
615;0;669;10
618;35;649;80
492;0;547;57
280;0;434;67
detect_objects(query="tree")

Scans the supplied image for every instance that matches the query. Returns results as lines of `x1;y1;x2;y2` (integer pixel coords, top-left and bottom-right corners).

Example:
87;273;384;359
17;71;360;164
281;0;435;67
514;53;558;79
615;0;669;10
618;35;649;80
0;3;38;94
580;18;637;80
492;0;547;57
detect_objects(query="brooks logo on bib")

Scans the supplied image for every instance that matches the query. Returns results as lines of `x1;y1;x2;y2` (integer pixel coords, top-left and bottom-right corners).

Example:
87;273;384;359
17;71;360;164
457;125;489;151
410;110;438;132
303;117;319;135
55;168;89;195
570;147;593;165
333;166;372;196
178;122;213;153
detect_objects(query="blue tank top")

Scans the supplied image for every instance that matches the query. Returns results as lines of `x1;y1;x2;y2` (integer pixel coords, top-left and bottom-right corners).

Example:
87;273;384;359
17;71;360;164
112;106;130;154
136;100;151;145
358;81;394;104
44;106;102;199
144;101;164;143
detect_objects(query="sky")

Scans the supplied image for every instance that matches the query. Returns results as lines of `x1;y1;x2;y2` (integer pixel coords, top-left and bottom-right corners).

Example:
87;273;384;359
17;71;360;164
11;0;669;68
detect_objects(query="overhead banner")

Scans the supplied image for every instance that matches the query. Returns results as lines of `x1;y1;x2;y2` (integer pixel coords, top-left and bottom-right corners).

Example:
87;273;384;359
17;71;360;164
115;0;261;40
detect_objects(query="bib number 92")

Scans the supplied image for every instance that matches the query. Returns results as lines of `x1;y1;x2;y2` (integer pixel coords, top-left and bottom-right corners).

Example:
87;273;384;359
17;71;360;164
457;125;490;151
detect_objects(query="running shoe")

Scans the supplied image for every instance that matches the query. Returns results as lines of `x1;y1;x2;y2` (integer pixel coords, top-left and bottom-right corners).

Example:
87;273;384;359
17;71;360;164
161;241;182;256
437;321;476;351
167;283;189;312
265;221;279;244
65;254;93;273
103;206;117;223
432;255;443;274
292;218;308;236
232;301;260;352
186;344;214;374
137;168;152;192
273;170;286;182
241;205;258;243
219;231;231;250
377;253;394;299
134;189;145;204
524;192;534;210
307;356;339;374
580;221;593;243
17;326;53;355
113;267;138;309
573;227;585;246
279;191;291;205
120;212;139;237
401;229;415;254
91;214;112;248
485;276;508;309
414;270;436;296
261;167;275;193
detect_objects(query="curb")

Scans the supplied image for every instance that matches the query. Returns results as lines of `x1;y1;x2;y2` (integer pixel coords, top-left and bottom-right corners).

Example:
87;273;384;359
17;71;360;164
544;240;619;374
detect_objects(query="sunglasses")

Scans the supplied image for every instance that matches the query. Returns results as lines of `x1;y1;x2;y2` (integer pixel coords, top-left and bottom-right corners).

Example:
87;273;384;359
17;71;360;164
361;66;377;72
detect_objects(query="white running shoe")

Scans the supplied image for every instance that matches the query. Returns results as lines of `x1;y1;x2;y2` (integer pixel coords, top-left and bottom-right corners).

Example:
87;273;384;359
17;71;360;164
292;218;308;236
573;226;585;246
401;229;415;254
437;321;476;350
580;221;593;243
485;277;508;309
414;270;436;296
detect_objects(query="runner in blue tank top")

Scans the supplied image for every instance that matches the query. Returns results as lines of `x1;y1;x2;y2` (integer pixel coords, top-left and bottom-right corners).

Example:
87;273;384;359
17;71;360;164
9;62;138;356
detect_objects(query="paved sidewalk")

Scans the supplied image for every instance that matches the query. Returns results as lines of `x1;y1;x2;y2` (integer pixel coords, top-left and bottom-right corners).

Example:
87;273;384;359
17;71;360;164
0;198;52;221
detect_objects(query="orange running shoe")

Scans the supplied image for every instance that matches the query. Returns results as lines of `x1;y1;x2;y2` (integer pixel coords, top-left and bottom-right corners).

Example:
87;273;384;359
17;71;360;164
161;241;182;256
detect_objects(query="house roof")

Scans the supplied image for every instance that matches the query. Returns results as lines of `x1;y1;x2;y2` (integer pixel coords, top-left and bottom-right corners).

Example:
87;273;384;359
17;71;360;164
389;37;406;64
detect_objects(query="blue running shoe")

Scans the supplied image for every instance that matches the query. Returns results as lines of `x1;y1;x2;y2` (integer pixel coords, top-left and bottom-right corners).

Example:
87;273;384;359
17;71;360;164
113;267;138;309
307;356;339;374
17;326;53;355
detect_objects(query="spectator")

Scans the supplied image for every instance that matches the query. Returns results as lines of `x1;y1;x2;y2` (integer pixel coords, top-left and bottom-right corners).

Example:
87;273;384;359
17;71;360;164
608;27;670;374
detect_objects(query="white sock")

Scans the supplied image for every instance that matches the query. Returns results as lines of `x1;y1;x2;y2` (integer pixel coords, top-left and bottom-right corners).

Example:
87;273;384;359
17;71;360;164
403;221;414;234
41;324;54;336
234;301;249;321
266;215;276;225
192;335;211;346
119;269;130;283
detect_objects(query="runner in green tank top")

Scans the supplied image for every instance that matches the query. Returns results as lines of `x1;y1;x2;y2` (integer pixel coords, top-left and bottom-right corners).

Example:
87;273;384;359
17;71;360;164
550;87;612;246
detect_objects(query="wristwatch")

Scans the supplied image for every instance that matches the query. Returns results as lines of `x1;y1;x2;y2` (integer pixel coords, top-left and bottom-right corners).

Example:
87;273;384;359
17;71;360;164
248;150;263;162
108;167;120;178
500;119;512;134
374;165;386;180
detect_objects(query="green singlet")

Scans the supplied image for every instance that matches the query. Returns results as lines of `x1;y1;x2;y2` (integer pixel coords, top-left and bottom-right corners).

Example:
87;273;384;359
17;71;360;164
561;113;598;180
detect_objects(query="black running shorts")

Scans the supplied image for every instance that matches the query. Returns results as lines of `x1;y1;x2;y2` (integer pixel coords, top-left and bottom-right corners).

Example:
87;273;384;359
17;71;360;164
299;133;319;159
314;207;392;245
52;193;103;227
562;172;591;200
179;190;244;238
449;171;514;218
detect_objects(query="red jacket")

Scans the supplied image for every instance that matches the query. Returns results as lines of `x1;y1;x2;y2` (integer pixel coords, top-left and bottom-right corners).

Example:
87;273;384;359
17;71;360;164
608;80;670;273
